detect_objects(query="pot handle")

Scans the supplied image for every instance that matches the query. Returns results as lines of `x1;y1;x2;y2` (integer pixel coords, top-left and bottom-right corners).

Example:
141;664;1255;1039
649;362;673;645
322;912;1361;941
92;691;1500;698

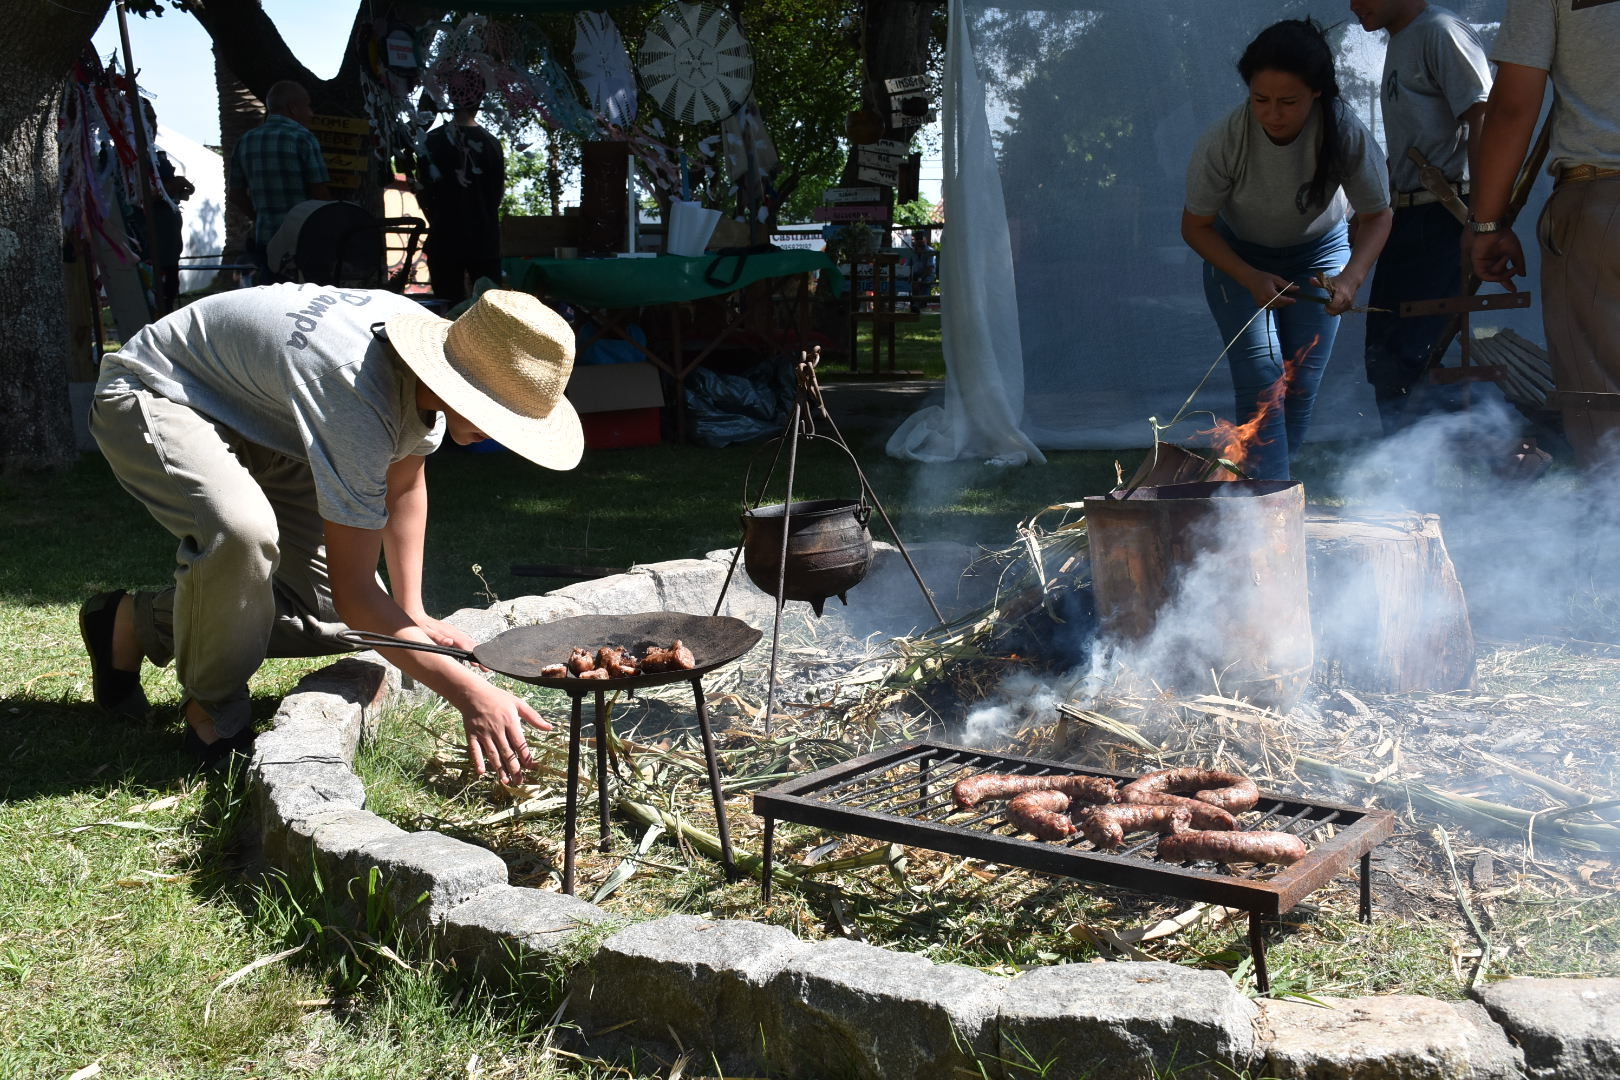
337;628;478;663
855;504;872;527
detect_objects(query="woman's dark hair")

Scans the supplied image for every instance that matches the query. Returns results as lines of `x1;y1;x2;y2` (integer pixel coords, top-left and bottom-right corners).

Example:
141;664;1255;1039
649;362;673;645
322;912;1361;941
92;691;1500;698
1238;18;1342;212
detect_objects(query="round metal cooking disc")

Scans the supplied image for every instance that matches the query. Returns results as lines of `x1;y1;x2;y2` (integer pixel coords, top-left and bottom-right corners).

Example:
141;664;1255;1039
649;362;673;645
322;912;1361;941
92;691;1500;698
473;611;763;689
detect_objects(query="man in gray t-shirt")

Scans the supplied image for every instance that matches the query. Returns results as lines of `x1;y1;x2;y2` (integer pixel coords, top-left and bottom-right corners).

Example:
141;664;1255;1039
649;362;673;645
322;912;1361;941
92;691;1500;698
1352;0;1490;433
1470;0;1620;466
81;286;582;780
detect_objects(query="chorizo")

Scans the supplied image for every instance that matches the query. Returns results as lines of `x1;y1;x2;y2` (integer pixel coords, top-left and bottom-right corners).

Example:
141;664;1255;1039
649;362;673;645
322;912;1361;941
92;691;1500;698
951;772;1119;809
576;667;611;681
1120;767;1260;814
567;647;596;674
539;663;569;679
1005;790;1075;841
1157;830;1307;866
1117;790;1238;831
1075;803;1193;849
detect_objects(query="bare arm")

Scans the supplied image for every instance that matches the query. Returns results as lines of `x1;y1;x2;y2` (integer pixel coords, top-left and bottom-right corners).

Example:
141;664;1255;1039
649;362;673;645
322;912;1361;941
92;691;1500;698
1323;206;1392;314
326;516;551;782
1181;208;1297;308
381;455;430;620
1467;62;1547;285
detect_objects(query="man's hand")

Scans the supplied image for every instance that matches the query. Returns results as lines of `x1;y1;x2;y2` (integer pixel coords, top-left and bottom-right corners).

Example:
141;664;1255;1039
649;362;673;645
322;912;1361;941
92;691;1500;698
1467;227;1527;289
454;679;553;784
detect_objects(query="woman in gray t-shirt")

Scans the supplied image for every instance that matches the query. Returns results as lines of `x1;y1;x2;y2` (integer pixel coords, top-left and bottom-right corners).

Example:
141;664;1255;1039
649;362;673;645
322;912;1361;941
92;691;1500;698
1182;19;1392;481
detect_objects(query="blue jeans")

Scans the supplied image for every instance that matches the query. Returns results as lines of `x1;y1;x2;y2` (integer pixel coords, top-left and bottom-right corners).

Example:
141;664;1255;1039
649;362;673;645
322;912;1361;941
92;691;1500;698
1202;223;1350;480
1365;202;1466;434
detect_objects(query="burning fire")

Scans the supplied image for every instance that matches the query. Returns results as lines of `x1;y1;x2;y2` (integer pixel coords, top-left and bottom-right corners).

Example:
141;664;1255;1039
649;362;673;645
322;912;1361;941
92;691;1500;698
1201;336;1319;474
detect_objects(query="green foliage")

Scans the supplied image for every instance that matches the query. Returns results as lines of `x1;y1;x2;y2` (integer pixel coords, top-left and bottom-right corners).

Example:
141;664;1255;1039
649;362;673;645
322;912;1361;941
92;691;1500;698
894;197;938;227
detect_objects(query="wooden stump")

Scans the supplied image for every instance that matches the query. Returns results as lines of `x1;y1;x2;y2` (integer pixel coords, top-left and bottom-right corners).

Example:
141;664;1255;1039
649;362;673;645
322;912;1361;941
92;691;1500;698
1306;510;1477;693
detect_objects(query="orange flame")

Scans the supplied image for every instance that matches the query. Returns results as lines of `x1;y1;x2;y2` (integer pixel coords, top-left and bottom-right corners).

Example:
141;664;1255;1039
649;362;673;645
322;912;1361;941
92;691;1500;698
1200;335;1319;474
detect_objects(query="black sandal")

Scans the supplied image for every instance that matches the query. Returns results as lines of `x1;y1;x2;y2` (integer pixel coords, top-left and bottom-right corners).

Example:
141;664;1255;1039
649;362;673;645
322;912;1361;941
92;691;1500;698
78;590;150;720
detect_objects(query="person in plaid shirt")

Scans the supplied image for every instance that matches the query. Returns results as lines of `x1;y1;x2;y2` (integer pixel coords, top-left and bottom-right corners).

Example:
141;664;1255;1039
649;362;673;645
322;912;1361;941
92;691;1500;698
230;80;331;282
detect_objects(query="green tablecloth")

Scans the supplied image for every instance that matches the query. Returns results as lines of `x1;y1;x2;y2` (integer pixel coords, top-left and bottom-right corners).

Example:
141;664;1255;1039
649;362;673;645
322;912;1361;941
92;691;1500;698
508;250;843;309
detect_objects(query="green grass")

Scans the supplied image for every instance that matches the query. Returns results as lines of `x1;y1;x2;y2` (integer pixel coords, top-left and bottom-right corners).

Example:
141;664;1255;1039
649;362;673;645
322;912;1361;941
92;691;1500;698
0;367;1139;1074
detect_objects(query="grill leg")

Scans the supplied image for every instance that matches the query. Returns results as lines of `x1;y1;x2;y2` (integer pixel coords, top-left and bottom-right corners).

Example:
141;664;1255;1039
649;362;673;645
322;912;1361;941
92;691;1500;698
1250;914;1271;994
595;690;611;853
563;693;583;896
762;816;775;903
1360;852;1373;923
692;677;736;880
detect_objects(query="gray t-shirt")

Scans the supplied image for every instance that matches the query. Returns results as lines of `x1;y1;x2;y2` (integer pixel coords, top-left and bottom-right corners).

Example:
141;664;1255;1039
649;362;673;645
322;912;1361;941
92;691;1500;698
1493;0;1620;174
1381;4;1491;192
100;284;446;529
1186;99;1390;248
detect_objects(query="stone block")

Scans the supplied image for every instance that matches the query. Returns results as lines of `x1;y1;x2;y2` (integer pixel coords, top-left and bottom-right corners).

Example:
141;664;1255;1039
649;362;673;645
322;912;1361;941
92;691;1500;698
498;594;586;626
549;573;662;616
272;655;392;760
356;830;509;932
704;547;806;621
252;728;367;831
444;605;517;644
1450;1000;1527;1080
571;915;806;1073
263;807;406;896
438;884;615;984
1258;994;1507;1079
638;558;730;616
766;937;1003;1080
996;961;1256;1080
1479;977;1620;1080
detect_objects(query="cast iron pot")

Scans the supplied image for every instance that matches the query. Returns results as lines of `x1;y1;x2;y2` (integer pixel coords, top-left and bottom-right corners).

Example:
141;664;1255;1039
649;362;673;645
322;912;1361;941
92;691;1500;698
741;498;874;617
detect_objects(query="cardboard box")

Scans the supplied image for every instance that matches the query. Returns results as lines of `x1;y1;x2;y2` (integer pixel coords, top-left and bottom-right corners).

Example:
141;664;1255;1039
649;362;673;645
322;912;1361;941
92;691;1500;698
500;215;584;257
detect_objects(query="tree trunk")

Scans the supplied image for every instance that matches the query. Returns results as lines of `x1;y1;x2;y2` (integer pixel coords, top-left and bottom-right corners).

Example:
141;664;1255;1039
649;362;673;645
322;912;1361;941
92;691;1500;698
0;0;111;472
1307;510;1478;693
215;48;262;267
841;1;939;187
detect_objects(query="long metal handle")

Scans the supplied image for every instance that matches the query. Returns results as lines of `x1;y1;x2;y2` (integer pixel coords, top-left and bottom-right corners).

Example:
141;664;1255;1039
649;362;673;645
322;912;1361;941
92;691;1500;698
336;629;477;663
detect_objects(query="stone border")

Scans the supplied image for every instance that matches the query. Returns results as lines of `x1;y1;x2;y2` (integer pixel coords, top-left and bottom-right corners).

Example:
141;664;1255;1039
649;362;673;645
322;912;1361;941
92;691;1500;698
245;549;1615;1080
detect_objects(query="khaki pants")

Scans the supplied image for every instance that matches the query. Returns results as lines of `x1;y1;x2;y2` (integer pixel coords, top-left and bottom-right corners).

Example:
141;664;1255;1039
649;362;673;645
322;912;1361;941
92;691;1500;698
1540;175;1620;467
90;383;354;737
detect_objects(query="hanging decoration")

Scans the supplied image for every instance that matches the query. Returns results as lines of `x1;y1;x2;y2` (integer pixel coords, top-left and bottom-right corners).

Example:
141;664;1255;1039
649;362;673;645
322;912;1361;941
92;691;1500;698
638;2;755;125
572;11;637;129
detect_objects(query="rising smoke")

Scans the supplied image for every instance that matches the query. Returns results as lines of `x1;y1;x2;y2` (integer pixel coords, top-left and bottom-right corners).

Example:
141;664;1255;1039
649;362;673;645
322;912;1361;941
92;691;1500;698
948;401;1620;748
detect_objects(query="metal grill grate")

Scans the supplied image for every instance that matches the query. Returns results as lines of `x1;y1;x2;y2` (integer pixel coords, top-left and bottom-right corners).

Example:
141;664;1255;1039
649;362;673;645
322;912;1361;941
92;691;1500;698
754;741;1395;990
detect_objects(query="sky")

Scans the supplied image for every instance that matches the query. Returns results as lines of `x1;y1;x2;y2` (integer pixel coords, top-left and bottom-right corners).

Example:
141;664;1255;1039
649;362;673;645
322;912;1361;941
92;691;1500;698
90;2;944;204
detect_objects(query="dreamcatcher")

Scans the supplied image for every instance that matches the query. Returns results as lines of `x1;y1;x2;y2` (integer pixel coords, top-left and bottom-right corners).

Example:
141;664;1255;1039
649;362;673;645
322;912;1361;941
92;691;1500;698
573;12;636;129
638;3;755;126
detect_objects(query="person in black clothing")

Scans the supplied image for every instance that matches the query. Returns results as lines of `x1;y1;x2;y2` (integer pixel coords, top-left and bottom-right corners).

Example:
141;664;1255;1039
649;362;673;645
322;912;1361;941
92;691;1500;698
418;102;506;304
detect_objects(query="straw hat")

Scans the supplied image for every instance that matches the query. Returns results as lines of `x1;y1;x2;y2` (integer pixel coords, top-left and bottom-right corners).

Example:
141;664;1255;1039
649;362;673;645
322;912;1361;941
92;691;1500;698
385;290;582;471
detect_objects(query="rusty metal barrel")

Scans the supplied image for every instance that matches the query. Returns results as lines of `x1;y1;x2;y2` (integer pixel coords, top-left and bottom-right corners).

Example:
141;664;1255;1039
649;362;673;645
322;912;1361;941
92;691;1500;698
1081;479;1313;712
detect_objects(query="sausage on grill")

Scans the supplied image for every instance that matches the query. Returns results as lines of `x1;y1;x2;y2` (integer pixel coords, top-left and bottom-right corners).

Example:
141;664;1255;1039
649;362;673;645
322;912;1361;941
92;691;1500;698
1157;830;1307;866
952;772;1119;810
1005;790;1076;841
539;664;569;679
567;647;596;674
1118;790;1239;831
1075;803;1192;849
1121;767;1260;814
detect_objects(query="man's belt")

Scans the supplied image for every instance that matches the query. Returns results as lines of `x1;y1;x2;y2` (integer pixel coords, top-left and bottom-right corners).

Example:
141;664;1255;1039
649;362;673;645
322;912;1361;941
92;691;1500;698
1393;183;1468;209
1557;163;1620;187
1404;148;1471;223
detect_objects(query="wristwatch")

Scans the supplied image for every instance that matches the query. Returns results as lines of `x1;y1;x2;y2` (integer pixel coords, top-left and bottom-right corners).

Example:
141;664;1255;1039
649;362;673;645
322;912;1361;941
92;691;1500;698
1468;216;1502;234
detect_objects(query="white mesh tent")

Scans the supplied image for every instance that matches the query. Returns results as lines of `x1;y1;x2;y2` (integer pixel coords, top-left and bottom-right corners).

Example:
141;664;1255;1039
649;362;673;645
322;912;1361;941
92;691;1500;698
889;0;1551;464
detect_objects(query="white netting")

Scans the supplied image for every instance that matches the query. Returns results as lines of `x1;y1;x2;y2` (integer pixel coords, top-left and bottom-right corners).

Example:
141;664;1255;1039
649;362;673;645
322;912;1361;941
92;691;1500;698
891;0;1552;461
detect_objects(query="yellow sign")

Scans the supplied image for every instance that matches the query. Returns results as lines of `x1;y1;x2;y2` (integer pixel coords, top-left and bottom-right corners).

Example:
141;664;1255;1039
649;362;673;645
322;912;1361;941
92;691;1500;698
308;113;372;136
